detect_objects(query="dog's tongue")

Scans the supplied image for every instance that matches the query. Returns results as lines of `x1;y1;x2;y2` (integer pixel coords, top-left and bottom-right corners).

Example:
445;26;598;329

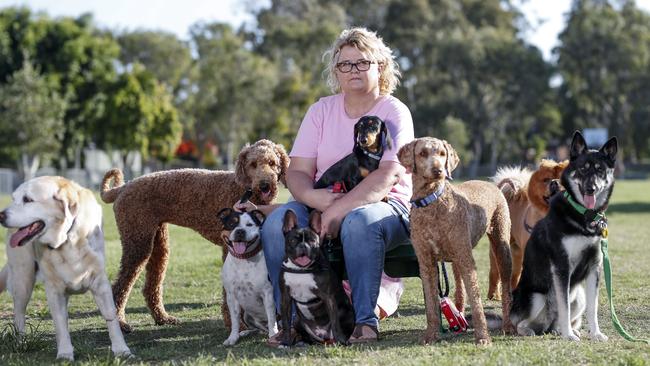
293;256;311;267
233;242;247;255
262;190;272;200
583;194;596;209
10;223;38;248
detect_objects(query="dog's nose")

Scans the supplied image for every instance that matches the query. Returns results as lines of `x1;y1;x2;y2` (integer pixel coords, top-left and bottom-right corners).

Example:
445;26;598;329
0;210;6;225
359;136;368;144
233;229;246;241
259;181;270;192
549;180;560;195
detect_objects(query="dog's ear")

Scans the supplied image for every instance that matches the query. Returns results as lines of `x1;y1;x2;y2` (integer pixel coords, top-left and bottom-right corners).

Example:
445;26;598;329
442;140;459;179
380;119;393;150
50;186;79;247
220;231;230;246
235;144;252;188
282;209;298;234
273;142;290;187
217;208;234;225
397;140;416;173
249;209;266;226
308;210;322;235
600;136;618;163
569;131;588;161
556;160;569;175
354;120;361;145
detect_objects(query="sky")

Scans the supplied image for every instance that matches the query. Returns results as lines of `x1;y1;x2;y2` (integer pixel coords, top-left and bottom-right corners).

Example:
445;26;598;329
1;0;650;62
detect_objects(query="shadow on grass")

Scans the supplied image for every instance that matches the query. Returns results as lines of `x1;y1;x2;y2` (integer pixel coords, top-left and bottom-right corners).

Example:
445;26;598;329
58;302;218;320
606;202;650;214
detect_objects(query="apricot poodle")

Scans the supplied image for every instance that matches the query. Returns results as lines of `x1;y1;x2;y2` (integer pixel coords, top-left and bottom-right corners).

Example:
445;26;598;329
488;159;567;298
398;137;514;345
101;139;289;332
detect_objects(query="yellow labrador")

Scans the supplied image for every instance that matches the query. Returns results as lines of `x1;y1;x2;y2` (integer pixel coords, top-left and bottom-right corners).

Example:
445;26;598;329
0;176;131;361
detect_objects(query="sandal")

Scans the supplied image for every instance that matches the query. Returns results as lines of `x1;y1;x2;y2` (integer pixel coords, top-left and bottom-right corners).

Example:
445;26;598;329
348;323;379;344
266;328;299;348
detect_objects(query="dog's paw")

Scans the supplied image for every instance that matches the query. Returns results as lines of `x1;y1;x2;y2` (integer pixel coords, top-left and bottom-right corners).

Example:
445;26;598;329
155;315;180;325
119;320;133;334
475;337;492;346
113;348;133;358
421;330;440;345
562;332;581;342
223;336;239;346
502;322;516;335
588;331;608;342
572;328;581;338
56;352;74;361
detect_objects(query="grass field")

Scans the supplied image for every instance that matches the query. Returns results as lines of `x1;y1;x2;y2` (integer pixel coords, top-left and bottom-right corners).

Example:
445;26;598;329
1;180;649;365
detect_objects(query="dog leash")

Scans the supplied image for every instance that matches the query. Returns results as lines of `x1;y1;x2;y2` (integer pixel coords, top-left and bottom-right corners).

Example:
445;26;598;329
600;231;650;344
564;192;650;343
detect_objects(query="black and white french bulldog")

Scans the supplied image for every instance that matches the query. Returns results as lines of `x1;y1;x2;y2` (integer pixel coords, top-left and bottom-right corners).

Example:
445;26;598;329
217;208;278;346
279;209;355;346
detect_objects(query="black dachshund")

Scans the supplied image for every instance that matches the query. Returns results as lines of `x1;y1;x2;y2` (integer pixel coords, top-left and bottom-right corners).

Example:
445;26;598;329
314;116;393;192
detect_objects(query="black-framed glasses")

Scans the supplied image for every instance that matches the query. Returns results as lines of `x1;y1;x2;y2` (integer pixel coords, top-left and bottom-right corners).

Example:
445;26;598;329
336;60;375;73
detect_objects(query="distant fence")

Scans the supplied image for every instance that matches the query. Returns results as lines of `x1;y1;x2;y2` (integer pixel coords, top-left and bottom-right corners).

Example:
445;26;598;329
0;161;648;195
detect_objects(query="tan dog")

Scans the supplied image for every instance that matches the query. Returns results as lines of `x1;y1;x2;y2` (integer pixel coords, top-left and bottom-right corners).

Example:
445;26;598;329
488;159;568;298
398;137;514;345
0;176;131;361
101;139;289;332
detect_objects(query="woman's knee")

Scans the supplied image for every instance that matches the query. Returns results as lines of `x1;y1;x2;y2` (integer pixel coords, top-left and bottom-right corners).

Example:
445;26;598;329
340;205;379;239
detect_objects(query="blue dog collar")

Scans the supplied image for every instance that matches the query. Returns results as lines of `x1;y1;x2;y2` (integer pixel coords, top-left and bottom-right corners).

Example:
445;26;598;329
410;184;445;208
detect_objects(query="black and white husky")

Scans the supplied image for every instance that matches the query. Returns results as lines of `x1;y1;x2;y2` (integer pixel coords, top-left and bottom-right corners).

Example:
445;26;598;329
507;131;617;341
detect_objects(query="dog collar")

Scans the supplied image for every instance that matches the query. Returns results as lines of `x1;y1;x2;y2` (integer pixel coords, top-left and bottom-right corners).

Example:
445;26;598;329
281;263;328;274
410;184;445;208
225;238;263;260
360;148;382;161
563;191;607;231
523;206;535;234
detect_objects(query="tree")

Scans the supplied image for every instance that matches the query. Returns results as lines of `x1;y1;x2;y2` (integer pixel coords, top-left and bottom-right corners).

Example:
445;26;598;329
115;30;193;97
0;8;120;168
557;0;650;161
0;58;66;179
382;0;559;175
186;22;279;168
93;64;181;174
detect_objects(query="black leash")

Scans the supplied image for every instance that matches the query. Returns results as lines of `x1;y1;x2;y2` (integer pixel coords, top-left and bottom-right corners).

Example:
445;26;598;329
437;262;450;298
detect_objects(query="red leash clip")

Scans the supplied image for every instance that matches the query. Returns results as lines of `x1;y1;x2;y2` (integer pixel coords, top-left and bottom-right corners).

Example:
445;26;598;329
440;297;468;334
331;181;347;193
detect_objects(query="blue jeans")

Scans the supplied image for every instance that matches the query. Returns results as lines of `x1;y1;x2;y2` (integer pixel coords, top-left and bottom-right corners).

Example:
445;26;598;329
261;199;410;328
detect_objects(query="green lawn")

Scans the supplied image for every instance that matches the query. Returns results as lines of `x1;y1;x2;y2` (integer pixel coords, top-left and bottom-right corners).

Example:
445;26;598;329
1;180;649;365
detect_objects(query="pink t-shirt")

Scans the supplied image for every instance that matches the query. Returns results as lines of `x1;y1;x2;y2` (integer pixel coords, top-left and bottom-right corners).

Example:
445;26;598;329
290;93;414;205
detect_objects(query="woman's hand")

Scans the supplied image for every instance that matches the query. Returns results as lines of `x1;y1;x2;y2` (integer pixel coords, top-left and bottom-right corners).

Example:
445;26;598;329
307;188;345;212
233;201;257;212
319;203;347;239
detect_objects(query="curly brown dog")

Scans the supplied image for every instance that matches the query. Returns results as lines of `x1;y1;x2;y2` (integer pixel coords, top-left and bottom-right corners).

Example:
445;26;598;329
487;159;567;299
398;137;514;345
101;139;289;332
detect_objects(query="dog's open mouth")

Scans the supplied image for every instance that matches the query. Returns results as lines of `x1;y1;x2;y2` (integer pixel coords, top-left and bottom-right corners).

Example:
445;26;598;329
259;183;272;200
583;194;596;209
10;221;45;248
291;256;313;267
231;235;259;255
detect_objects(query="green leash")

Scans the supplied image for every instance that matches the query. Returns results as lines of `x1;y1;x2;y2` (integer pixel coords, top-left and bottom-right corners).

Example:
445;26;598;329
564;192;650;343
600;234;650;344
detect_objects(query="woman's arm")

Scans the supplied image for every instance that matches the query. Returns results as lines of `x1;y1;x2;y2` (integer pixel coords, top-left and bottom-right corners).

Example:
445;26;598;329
286;156;344;212
319;161;404;238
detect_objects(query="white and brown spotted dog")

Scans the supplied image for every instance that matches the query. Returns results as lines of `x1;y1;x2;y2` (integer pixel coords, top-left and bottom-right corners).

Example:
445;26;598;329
218;208;278;346
0;176;131;361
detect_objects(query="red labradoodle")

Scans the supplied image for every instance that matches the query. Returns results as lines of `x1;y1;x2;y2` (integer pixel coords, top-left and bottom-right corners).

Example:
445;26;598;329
398;137;515;345
101;139;289;332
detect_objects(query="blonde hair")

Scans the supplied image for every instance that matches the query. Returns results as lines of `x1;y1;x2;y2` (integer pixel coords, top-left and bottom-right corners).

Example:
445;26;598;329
323;27;401;95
